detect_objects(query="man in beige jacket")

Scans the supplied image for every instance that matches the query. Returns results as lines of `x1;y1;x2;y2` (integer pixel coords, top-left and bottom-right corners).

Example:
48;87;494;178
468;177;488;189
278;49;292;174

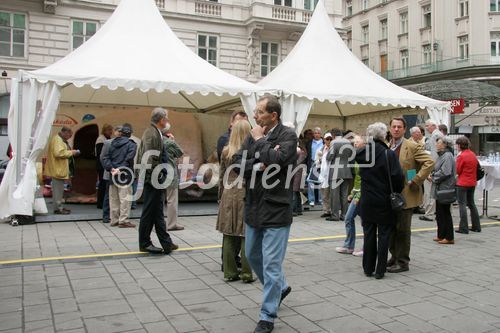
45;127;79;214
387;118;434;273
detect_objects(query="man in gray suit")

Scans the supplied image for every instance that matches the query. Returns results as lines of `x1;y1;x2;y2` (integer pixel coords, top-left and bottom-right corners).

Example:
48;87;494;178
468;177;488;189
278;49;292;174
326;128;353;221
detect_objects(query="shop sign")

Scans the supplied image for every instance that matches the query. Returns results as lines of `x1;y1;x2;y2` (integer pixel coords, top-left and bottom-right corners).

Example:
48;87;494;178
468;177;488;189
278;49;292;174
478;126;500;134
478;106;500;115
53;114;78;127
449;99;464;114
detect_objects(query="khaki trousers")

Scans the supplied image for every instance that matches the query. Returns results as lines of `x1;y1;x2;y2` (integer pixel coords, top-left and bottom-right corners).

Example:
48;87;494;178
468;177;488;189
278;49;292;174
52;178;65;211
422;179;436;218
165;187;179;229
320;187;331;214
109;184;132;225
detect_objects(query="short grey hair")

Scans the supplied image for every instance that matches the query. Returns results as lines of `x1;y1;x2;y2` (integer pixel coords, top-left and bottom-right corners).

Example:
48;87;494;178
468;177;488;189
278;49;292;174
151;107;168;124
425;119;437;126
437;136;454;148
366;122;387;141
410;126;420;134
313;127;321;133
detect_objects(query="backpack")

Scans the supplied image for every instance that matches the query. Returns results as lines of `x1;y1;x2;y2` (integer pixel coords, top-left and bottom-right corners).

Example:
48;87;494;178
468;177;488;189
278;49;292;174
476;160;485;181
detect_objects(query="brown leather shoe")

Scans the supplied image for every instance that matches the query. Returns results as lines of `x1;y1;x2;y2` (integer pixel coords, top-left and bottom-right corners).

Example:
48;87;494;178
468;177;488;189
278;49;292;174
438;239;454;244
433;237;443;242
54;209;70;215
168;225;185;231
163;243;179;255
118;222;136;228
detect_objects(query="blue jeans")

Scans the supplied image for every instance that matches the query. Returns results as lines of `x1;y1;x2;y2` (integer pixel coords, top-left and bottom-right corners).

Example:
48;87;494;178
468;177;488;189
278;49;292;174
245;224;290;322
307;182;322;204
343;200;359;249
102;180;110;221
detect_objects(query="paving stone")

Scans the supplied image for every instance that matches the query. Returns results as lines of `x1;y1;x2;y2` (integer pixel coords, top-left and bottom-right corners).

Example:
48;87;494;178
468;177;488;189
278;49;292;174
54;312;84;331
84;313;143;333
24;304;52;322
293;302;350;321
397;301;456;321
373;290;422;307
155;299;188;316
79;299;132;318
24;319;53;332
200;314;256;333
143;321;177;333
0;311;22;330
66;268;109;280
185;300;241;321
280;288;322;307
168;313;204;333
164;278;208;293
71;276;116;290
23;290;50;306
392;314;442;332
125;294;166;323
225;294;258;310
0;298;22;314
430;314;496;333
316;314;380;332
280;314;324;333
51;298;78;314
0;285;22;299
144;288;173;302
174;289;223;306
74;287;123;304
23;282;48;294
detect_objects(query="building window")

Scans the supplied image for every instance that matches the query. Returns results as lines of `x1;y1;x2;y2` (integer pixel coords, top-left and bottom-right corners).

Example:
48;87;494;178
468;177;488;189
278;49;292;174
197;34;218;66
346;30;352;50
304;0;318;10
422;4;431;28
490;0;500;12
361;0;369;10
400;49;409;75
0;95;8;136
346;0;353;16
491;33;500;63
380;19;387;40
0;11;26;57
422;44;432;66
458;0;469;17
72;20;97;50
362;58;369;67
274;0;292;7
361;24;369;44
261;42;279;77
458;35;469;60
400;12;408;34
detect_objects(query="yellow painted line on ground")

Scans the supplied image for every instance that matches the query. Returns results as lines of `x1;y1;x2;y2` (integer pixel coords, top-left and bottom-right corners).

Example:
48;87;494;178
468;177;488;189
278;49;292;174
2;220;500;266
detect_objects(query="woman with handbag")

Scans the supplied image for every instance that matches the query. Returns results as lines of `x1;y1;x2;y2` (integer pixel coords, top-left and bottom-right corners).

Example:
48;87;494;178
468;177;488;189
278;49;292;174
355;123;404;279
455;136;481;234
431;136;457;245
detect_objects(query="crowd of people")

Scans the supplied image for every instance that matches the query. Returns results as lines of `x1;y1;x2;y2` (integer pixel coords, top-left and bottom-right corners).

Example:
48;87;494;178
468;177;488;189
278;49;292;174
43;99;484;333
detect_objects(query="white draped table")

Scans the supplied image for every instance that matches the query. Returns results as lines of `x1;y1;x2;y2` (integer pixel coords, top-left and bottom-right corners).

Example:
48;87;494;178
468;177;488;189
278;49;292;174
477;162;500;218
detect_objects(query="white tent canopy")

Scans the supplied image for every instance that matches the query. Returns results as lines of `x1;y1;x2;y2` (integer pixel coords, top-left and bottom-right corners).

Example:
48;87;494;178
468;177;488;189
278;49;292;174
0;0;266;218
254;0;450;133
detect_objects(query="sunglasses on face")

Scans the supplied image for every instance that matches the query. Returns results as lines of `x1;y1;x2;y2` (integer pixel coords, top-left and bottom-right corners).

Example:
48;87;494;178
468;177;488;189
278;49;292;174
325;137;332;141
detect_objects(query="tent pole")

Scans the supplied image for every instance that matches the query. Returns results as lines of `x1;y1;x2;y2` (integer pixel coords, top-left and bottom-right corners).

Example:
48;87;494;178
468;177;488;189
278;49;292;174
178;92;200;111
15;72;23;186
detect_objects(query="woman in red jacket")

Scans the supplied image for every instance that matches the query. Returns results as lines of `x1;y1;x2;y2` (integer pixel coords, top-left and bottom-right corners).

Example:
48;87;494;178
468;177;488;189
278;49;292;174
455;136;481;234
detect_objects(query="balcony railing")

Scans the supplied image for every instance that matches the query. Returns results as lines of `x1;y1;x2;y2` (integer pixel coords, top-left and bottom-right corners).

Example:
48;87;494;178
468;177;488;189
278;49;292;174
380;54;500;80
272;6;296;21
195;1;222;16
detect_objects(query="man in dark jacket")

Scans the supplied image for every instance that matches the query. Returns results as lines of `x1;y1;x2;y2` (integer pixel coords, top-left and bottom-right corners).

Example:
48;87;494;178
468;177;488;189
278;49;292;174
136;107;178;255
233;95;296;333
101;125;136;228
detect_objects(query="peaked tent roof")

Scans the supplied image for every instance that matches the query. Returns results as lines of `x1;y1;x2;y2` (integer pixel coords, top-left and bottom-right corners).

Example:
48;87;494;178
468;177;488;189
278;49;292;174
22;0;264;110
258;0;449;117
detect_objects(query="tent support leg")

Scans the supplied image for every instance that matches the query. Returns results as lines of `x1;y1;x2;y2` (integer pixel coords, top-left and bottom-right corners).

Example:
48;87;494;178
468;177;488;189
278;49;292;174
15;72;23;186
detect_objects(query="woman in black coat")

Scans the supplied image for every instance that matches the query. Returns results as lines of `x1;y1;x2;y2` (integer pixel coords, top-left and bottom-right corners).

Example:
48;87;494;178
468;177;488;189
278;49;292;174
356;122;404;279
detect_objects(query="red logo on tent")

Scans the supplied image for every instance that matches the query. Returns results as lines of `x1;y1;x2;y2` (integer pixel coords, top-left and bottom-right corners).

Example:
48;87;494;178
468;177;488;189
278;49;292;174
449;99;464;114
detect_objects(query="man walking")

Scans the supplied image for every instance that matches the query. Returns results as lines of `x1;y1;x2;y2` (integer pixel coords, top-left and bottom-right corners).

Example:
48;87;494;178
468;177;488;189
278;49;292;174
161;125;184;231
137;107;178;254
306;127;323;207
387;117;434;273
326;128;353;221
420;119;443;222
233;95;295;333
45;127;79;214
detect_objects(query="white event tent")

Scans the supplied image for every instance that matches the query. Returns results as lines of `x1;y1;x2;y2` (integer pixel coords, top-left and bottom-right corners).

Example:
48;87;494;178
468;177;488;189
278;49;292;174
0;0;267;218
252;0;451;134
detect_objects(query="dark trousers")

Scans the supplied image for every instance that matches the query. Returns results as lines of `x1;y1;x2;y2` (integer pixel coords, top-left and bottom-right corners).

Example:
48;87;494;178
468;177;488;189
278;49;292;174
96;170;106;209
363;223;393;275
389;208;413;268
102;180;110;221
330;179;350;219
436;201;454;241
138;182;173;251
457;186;481;232
293;192;303;213
222;235;252;280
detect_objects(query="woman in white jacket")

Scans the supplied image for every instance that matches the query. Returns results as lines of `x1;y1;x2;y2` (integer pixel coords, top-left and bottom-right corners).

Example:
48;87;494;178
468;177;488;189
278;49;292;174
316;132;333;218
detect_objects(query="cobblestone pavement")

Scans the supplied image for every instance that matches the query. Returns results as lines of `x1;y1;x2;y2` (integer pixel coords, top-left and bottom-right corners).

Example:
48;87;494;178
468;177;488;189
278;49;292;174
1;199;500;332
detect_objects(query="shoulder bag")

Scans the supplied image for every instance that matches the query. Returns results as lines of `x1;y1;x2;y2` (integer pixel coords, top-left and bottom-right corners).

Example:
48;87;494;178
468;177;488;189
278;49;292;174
385;150;406;211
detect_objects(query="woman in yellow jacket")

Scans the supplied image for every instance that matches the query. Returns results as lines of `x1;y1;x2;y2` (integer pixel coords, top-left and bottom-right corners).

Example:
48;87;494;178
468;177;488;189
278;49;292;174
45;127;79;214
